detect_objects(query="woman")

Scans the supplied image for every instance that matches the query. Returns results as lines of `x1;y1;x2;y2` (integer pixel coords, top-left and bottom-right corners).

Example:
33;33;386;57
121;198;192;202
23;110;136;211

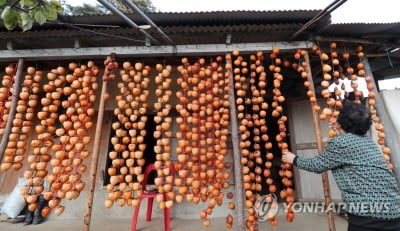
282;100;400;231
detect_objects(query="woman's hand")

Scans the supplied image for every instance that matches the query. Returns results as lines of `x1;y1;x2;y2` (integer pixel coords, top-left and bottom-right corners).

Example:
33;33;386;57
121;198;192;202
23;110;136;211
282;150;296;164
329;120;344;135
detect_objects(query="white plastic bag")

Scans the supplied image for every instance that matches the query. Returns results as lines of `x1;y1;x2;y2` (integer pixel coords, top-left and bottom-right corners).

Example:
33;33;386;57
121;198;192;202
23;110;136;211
1;178;27;218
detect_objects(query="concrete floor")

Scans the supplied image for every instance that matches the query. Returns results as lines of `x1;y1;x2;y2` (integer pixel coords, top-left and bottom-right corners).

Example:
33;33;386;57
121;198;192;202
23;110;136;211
0;188;349;231
0;212;348;231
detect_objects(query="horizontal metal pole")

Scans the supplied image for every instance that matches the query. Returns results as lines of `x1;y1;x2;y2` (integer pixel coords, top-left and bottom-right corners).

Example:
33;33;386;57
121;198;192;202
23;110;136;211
0;41;312;62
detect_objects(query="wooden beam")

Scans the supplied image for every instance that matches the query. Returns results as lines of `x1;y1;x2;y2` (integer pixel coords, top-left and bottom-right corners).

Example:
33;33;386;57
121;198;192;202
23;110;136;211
226;58;246;231
295;142;328;150
0;41;311;62
304;51;336;231
82;74;109;231
0;58;24;165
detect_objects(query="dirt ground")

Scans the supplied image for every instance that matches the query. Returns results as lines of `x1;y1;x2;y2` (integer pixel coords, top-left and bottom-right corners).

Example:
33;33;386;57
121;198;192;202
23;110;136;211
0;213;348;231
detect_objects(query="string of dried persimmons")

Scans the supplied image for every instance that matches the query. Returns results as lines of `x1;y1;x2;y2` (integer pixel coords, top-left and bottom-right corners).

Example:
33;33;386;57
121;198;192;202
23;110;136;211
0;61;99;217
232;48;296;231
0;43;395;231
0;65;41;172
176;56;232;227
305;42;393;169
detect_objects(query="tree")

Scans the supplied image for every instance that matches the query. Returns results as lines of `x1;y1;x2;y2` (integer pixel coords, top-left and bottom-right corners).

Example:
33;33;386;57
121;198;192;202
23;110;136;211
0;0;156;31
0;0;63;31
63;3;108;16
107;0;155;13
64;0;156;16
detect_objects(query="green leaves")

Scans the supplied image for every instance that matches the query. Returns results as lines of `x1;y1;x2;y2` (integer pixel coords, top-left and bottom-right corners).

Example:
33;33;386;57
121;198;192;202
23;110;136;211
1;6;18;30
34;10;46;25
20;12;33;31
41;3;57;21
0;0;64;31
50;0;64;13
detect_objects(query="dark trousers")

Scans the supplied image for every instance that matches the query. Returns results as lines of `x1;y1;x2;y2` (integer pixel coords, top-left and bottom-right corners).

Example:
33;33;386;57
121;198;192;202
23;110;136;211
348;214;400;231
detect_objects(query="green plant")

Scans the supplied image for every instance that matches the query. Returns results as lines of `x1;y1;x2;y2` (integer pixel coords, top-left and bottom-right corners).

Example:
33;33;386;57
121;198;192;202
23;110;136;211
0;0;63;31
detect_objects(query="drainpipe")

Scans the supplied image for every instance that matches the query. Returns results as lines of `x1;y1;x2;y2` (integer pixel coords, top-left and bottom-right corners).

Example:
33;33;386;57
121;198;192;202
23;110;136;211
97;0;159;45
121;0;175;45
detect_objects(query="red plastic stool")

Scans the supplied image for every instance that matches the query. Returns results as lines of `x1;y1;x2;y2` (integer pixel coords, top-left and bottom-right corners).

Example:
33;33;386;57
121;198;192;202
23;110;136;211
131;163;175;231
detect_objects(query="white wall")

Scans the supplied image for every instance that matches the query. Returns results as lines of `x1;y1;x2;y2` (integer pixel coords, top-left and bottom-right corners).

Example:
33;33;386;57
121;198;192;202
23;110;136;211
381;90;400;138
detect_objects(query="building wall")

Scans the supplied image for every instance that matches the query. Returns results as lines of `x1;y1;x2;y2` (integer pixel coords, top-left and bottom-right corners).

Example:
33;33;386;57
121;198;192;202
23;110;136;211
381;90;400;138
380;90;400;183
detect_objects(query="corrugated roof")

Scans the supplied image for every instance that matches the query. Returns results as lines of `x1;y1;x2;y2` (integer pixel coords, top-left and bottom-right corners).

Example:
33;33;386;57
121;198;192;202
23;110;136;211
143;10;319;25
0;10;321;36
318;23;400;38
2;10;399;44
0;10;399;49
1;10;400;78
0;23;304;49
54;10;319;27
0;10;322;49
